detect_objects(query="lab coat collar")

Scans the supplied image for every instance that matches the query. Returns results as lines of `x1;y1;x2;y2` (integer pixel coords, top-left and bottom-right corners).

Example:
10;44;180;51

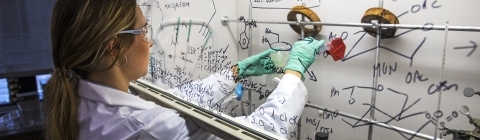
78;78;157;110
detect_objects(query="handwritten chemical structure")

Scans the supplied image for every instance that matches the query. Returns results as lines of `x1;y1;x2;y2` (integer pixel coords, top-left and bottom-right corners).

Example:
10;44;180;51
198;0;216;38
341;1;443;67
337;85;460;140
321;61;464;140
238;16;257;50
261;28;293;51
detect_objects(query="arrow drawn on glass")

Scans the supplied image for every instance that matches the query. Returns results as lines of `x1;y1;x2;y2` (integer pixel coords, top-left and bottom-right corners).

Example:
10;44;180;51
454;40;477;57
298;58;317;82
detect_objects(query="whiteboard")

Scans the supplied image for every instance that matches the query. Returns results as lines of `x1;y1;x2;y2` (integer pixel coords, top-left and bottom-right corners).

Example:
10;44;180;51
140;0;480;140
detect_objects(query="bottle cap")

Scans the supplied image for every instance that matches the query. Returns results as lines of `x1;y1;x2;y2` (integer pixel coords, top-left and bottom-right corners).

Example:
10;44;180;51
315;132;329;140
326;38;346;61
235;84;243;101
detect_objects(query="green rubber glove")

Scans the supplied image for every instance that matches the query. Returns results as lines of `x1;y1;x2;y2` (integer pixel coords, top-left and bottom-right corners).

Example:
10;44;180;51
284;37;325;81
237;49;276;79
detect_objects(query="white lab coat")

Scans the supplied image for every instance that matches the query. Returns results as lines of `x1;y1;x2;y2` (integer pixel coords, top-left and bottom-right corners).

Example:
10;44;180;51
78;69;308;140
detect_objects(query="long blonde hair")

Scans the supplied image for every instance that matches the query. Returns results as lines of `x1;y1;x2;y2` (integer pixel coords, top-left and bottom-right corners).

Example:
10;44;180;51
44;0;137;139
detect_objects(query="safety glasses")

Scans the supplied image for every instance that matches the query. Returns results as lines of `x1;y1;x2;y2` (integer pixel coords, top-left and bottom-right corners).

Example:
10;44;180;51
118;24;152;43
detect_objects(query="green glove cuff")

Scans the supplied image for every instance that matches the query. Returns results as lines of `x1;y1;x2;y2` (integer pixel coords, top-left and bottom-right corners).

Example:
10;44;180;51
237;61;249;79
284;59;306;81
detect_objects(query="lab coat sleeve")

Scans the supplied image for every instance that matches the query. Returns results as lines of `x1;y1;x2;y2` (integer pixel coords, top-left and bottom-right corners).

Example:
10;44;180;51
140;72;306;140
235;73;308;139
137;109;220;140
168;68;238;111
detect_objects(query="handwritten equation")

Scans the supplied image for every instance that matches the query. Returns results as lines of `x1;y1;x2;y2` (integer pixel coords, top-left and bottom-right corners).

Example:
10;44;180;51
164;1;191;10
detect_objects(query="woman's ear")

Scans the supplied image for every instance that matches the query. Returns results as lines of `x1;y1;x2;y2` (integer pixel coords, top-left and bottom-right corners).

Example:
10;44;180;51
106;36;119;56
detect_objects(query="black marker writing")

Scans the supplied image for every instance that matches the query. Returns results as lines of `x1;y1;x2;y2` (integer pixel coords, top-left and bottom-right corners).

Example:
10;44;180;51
373;62;397;77
329;31;348;41
164;2;190;10
427;80;458;95
405;70;429;84
262;28;292;51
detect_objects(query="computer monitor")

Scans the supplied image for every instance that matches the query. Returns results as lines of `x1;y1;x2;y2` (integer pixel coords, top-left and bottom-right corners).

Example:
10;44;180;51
0;74;51;105
0;0;55;78
0;0;55;105
0;78;9;105
35;74;51;100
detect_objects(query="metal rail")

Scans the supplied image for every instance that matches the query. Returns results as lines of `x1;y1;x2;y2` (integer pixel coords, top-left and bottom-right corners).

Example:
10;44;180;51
248;4;253;115
221;16;480;32
368;1;384;139
297;3;306;140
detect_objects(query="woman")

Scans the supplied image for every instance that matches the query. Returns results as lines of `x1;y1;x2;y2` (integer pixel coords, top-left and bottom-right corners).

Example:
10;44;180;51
44;0;324;139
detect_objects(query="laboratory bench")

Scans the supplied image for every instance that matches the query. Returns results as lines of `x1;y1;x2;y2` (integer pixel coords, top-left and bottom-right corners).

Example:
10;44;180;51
0;100;45;140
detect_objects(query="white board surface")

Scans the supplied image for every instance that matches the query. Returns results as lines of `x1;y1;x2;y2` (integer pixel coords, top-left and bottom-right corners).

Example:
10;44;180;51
139;0;480;139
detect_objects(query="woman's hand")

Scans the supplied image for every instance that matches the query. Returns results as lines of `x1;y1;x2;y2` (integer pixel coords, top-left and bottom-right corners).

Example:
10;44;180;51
284;37;325;81
236;49;276;79
285;69;302;79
